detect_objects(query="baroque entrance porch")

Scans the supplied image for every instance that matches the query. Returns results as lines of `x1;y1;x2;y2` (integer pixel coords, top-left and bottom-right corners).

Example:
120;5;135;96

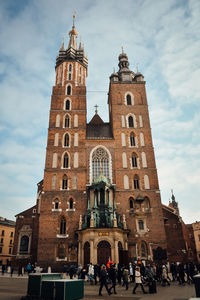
77;227;129;266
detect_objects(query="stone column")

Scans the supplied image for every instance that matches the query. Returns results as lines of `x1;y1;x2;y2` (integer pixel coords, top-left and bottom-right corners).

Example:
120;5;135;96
114;239;119;264
90;240;94;264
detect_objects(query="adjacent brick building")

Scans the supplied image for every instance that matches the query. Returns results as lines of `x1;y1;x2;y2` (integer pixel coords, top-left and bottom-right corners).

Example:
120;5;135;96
13;17;197;270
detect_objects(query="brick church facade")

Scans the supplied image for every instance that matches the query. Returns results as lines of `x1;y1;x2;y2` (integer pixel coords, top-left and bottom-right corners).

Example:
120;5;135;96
13;17;196;270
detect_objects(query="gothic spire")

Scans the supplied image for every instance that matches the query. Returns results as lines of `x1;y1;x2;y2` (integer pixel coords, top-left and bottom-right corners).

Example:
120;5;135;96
68;13;78;50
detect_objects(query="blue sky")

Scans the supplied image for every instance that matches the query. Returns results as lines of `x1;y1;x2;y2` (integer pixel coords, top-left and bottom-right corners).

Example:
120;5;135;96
0;0;200;223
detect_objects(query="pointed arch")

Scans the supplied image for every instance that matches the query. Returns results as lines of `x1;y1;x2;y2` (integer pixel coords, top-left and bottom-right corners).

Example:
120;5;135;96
124;91;134;105
63;114;70;128
126;113;137;128
131;152;138;168
63;133;70;147
64;98;71;110
133;175;140;189
62;152;70;169
62;174;68;190
130;132;136;147
90;145;112;184
66;84;72;95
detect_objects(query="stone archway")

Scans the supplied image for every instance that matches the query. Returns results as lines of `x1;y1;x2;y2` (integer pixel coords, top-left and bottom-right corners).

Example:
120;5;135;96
97;240;111;266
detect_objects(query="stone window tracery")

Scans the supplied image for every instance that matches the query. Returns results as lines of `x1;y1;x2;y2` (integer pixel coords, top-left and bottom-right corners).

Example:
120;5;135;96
92;147;110;182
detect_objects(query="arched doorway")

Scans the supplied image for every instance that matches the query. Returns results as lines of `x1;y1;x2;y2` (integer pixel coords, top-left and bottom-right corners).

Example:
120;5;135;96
84;242;90;267
97;241;111;266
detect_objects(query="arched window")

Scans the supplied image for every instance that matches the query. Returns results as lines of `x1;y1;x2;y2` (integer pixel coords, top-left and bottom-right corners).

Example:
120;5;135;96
19;235;29;254
128;116;134;127
56;114;60;127
62;175;68;190
67;85;71;95
65;100;70;110
60;217;66;234
130;133;135;146
64;133;70;147
63;153;69;168
69;198;73;210
126;94;132;105
133;175;140;189
92;147;110;182
132;153;137;168
138;220;144;230
129;197;134;209
64;115;70;128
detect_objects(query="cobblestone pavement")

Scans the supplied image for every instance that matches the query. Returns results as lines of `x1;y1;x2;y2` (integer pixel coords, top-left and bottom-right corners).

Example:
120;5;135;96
0;275;197;300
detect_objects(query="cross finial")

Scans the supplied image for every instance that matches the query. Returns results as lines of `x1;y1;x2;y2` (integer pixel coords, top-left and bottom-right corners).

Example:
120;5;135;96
121;45;124;53
136;63;139;72
171;189;173;195
94;104;98;114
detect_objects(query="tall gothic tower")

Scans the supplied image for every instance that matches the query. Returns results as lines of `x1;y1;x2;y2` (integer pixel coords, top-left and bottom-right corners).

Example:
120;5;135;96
15;17;167;269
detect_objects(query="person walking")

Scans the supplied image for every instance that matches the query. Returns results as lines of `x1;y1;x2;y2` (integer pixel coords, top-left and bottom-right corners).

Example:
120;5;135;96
133;266;147;294
99;265;112;296
123;268;129;290
108;264;117;294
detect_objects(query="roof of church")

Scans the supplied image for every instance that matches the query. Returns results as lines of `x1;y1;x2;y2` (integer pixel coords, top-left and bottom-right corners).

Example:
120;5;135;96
86;113;113;139
89;113;104;125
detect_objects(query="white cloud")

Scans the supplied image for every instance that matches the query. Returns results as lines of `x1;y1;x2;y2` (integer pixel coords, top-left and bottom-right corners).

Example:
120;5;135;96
0;0;199;225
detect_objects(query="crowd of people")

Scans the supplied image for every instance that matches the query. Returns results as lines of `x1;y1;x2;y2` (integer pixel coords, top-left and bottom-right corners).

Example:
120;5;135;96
1;260;200;296
67;261;200;296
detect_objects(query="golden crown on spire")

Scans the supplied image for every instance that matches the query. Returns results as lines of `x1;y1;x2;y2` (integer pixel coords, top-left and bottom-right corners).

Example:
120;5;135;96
69;13;78;36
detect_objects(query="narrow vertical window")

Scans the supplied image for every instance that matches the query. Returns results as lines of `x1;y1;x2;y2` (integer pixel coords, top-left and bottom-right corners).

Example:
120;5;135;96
62;175;68;190
130;133;135;146
139;220;144;230
64;115;70;128
60;217;66;234
69;198;73;210
68;64;72;81
128;116;134;127
65;100;70;110
64;133;70;147
67;85;71;95
129;197;134;209
133;175;140;189
126;94;132;105
63;153;69;168
132;153;137;167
